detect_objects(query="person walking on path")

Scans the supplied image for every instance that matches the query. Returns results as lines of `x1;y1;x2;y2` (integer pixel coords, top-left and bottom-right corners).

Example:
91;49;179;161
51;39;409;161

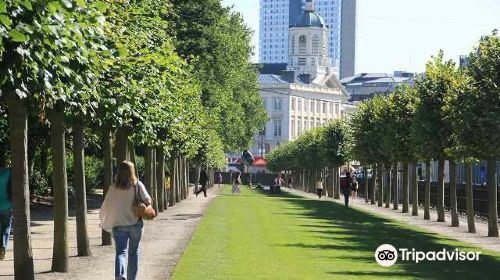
215;172;223;189
0;166;12;260
351;175;359;200
316;177;324;199
195;169;209;197
100;161;152;280
341;172;353;207
232;172;242;195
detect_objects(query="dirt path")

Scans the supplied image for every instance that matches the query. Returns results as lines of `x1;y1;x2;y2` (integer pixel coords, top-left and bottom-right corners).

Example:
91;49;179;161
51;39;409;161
288;189;500;253
0;187;219;280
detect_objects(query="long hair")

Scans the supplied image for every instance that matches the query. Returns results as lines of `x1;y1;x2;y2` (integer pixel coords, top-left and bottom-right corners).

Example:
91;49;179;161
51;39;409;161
115;161;138;190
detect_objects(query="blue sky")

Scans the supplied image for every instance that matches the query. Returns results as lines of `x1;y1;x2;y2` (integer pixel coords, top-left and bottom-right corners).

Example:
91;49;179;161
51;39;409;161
222;0;500;74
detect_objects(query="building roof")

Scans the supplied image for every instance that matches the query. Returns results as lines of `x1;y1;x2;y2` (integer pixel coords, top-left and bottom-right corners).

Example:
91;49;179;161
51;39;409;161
259;74;307;85
258;63;287;75
290;10;326;28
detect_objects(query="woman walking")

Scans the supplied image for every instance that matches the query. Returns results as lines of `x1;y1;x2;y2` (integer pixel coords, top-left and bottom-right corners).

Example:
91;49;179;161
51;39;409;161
0;165;12;260
232;172;242;195
215;172;223;189
316;177;324;199
100;161;152;280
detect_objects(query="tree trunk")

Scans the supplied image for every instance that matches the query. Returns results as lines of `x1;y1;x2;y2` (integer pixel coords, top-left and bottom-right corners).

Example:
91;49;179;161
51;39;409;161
402;163;409;213
411;162;419;216
385;165;391;208
6;93;35;280
72;120;91;256
152;149;158;211
194;164;201;193
50;106;69;272
424;161;431;220
144;147;154;200
377;164;383;207
175;158;180;203
465;162;476;233
156;148;165;212
392;163;398;210
128;140;138;178
328;168;334;198
364;167;369;203
449;160;459;227
168;158;175;207
487;158;498;237
437;159;445;222
115;127;129;163
101;129;113;245
370;165;376;205
334;167;341;199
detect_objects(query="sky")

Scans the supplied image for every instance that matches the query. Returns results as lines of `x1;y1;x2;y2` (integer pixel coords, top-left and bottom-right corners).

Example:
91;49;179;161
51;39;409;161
222;0;500;74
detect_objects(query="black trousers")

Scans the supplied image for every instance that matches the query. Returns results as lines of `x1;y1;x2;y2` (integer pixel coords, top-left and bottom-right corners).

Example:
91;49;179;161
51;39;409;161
195;183;207;197
343;188;351;206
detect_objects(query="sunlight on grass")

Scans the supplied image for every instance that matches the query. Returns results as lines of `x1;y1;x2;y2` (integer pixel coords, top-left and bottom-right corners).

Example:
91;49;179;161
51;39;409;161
172;187;500;279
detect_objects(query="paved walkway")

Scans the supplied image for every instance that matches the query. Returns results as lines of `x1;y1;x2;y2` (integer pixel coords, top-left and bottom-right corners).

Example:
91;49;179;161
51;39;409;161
288;189;500;253
0;187;219;280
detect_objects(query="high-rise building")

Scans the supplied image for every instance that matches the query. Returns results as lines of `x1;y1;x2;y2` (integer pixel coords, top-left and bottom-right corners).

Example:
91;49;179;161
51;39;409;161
340;0;356;78
260;0;353;71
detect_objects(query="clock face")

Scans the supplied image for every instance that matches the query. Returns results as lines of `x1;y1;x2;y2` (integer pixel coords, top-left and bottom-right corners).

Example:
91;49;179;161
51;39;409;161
299;35;306;43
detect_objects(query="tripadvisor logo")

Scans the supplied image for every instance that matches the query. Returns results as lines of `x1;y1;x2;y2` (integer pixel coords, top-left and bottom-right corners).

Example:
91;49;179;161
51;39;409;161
374;244;481;267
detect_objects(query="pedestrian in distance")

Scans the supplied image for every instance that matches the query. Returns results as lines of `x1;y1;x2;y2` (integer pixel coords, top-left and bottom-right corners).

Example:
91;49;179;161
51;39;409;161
215;172;223;189
232;172;242;195
316;177;324;199
0;165;12;261
341;172;353;207
195;169;209;197
351;175;359;200
100;161;152;280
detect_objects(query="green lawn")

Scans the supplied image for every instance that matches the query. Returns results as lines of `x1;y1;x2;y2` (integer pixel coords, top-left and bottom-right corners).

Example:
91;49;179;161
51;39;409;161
172;187;500;279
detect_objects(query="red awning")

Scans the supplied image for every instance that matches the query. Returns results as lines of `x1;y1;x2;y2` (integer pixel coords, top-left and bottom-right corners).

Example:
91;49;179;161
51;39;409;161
253;157;266;167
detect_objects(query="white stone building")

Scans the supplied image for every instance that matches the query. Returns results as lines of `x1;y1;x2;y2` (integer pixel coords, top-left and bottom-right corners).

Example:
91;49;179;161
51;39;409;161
251;1;348;159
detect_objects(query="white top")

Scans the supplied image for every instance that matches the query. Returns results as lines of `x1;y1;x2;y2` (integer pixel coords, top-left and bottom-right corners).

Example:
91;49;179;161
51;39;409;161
99;180;152;233
316;181;324;189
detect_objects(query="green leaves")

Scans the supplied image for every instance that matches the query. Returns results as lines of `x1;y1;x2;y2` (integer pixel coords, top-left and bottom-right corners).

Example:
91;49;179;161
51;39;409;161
8;29;27;42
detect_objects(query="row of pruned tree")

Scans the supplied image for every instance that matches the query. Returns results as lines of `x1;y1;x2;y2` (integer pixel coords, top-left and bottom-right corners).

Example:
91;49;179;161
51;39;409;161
267;32;500;239
0;1;267;279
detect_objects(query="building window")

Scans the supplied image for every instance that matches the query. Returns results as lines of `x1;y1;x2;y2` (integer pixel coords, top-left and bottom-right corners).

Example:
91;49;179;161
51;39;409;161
291;97;296;111
297;98;302;112
273;118;282;137
316;118;321;127
298;57;307;65
291;117;296;137
310;101;314;113
312;34;320;55
317;102;321;113
322;102;326;114
299;35;307;55
335;103;340;116
329;102;333;115
273;98;282;111
304;117;309;131
259;127;266;136
291;35;296;55
298;117;302;135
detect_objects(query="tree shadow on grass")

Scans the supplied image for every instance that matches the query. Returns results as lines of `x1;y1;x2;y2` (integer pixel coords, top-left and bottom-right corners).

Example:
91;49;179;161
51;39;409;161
272;191;500;280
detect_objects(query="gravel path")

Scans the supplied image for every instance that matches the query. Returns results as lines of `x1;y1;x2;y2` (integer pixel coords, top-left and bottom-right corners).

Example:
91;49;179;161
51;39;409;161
0;187;219;280
289;189;500;253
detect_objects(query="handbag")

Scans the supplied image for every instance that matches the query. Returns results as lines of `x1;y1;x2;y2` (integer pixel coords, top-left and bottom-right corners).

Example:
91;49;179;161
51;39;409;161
132;182;157;220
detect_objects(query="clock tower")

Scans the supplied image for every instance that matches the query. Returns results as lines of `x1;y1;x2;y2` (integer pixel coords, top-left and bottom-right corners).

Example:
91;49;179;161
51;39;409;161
288;0;331;82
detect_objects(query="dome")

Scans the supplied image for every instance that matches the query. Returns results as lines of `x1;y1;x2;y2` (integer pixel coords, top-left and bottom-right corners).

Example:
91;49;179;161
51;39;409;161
291;11;326;28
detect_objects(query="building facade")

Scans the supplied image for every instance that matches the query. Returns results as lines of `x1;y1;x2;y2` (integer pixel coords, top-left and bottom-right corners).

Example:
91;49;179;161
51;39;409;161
259;0;351;70
341;71;416;102
253;1;348;159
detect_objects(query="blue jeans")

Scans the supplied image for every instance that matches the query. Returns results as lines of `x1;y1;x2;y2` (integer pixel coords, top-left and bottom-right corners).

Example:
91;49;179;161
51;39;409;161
0;209;13;249
113;221;144;280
